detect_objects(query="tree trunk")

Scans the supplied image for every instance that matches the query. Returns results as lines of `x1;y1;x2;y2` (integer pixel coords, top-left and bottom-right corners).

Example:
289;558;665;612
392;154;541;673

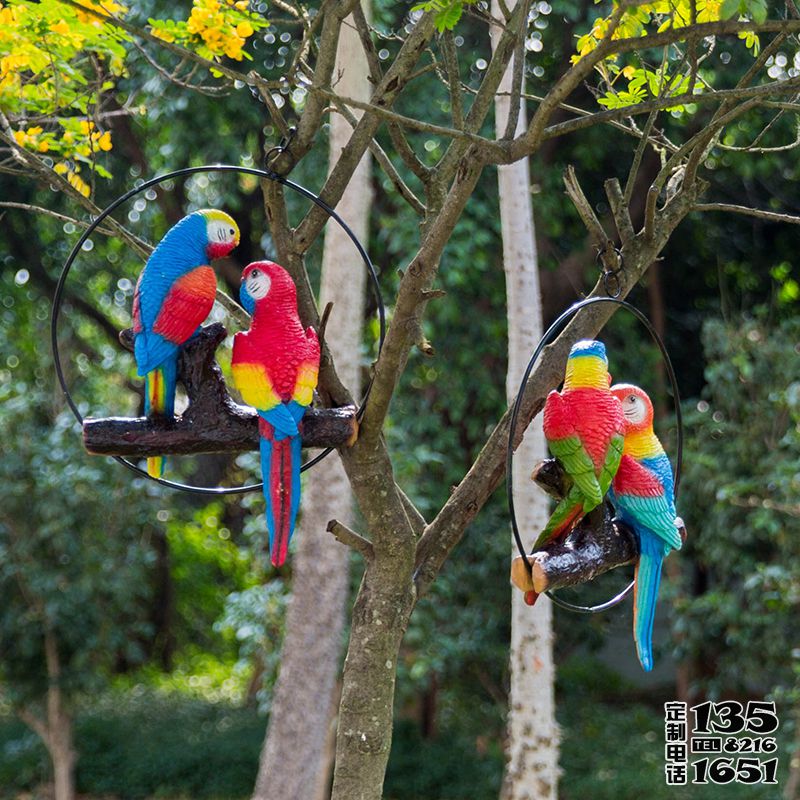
492;5;559;798
252;6;371;799
45;628;76;800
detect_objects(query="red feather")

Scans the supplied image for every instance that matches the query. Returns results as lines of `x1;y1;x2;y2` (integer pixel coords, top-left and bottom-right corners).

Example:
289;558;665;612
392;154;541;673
153;266;216;344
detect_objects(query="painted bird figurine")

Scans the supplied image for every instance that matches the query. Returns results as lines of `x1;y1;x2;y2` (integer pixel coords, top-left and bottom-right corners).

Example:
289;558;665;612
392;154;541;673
231;261;320;567
133;209;240;478
609;383;682;672
535;340;625;551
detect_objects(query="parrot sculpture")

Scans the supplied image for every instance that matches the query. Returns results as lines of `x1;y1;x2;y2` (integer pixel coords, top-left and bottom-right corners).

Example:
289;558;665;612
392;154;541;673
524;340;624;605
231;261;320;567
609;383;682;672
132;208;240;478
534;340;625;551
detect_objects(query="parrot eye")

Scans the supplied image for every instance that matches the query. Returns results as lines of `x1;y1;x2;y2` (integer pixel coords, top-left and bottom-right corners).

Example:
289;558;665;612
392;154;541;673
229;228;235;236
251;269;260;278
628;395;636;403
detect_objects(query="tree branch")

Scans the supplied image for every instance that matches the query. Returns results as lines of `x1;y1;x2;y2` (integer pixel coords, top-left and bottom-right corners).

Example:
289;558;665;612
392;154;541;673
693;202;800;225
83;324;357;457
326;519;375;560
413;181;702;596
292;11;437;250
509;459;637;594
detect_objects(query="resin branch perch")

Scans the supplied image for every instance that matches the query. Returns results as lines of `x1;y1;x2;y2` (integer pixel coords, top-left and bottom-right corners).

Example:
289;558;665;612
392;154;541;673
510;458;638;595
83;323;357;457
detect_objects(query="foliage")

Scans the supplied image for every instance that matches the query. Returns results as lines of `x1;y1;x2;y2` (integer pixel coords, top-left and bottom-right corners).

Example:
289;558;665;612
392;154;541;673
0;0;129;192
572;0;769;110
409;0;475;32
0;691;264;799
0;273;160;705
675;312;800;703
149;0;268;64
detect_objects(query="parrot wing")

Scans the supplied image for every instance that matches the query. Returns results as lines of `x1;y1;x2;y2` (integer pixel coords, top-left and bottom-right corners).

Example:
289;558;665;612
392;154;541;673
598;431;624;495
152;266;216;344
548;435;603;509
134;265;216;374
613;455;682;551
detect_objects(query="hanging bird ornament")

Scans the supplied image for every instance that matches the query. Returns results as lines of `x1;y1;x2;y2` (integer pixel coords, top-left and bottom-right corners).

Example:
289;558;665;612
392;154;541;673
231;261;320;567
132;209;240;477
609;383;682;672
525;340;625;604
536;340;625;548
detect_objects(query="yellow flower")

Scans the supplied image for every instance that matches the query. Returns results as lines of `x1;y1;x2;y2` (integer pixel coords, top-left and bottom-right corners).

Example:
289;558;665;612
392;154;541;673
50;19;70;36
97;131;112;151
201;27;223;46
26;126;43;136
1;53;29;76
236;21;253;37
13;129;27;146
79;119;95;135
37;139;50;153
54;162;69;175
225;36;244;59
151;26;176;43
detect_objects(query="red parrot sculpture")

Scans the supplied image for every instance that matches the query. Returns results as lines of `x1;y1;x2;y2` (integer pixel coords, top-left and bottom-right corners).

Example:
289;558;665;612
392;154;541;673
231;261;320;566
526;340;625;605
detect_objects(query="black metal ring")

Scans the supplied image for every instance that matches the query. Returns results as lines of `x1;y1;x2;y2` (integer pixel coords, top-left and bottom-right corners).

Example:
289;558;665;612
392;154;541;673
51;164;386;495
506;295;683;614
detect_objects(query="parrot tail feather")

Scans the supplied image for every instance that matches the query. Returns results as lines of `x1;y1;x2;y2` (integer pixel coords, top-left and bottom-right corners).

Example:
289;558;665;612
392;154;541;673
633;534;664;672
144;358;177;479
260;421;302;567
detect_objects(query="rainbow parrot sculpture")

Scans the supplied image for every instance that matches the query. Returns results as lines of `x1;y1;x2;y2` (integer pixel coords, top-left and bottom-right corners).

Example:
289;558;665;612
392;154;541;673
525;340;625;605
231;261;320;567
132;209;240;478
610;383;682;672
535;340;625;549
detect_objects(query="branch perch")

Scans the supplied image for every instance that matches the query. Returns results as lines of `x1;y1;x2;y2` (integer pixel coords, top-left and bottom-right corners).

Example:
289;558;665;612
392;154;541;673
510;458;639;594
83;323;357;457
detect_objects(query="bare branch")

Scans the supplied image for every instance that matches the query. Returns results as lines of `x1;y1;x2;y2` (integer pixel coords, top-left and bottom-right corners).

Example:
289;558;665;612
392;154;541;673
329;100;426;215
326;519;375;559
0;202;117;236
441;31;465;130
693;203;800;225
562;165;611;249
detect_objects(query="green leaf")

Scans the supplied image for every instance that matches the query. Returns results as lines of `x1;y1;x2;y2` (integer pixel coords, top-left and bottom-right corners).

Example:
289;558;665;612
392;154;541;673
720;0;741;20
749;0;768;24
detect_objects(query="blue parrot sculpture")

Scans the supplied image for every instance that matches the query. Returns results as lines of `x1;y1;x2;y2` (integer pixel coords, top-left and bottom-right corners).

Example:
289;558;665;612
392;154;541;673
609;383;682;672
132;209;240;477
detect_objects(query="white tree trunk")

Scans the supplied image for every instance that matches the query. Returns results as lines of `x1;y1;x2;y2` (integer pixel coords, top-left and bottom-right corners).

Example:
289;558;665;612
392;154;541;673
252;7;371;800
491;6;559;799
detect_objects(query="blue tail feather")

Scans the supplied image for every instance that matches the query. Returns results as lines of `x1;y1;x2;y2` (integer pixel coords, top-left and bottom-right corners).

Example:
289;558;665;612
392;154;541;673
290;434;301;525
634;531;665;672
260;436;276;555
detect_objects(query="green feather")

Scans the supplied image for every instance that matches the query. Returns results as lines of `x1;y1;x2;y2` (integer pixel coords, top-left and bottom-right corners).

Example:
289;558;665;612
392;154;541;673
548;435;602;509
599;432;624;496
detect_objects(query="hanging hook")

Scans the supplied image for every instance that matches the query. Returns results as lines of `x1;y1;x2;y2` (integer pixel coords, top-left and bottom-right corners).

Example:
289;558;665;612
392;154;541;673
596;245;624;299
264;126;297;178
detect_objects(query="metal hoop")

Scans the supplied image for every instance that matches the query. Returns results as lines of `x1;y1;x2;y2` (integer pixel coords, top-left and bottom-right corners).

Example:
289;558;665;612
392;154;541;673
51;164;386;495
506;295;683;614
